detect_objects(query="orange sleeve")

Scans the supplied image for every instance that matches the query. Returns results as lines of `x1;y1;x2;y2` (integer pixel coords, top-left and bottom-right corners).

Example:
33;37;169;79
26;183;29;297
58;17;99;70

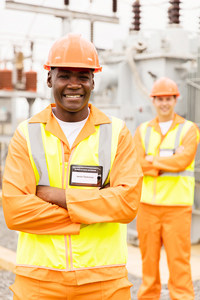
66;124;143;224
153;124;199;172
2;129;80;235
133;125;159;176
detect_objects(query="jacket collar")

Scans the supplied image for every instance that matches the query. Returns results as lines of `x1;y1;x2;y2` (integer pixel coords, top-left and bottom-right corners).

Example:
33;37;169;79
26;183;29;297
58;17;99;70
148;114;185;134
28;103;111;147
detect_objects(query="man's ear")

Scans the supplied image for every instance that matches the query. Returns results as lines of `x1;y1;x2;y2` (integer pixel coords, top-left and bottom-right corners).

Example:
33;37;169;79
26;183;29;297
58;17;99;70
92;73;95;90
47;71;52;88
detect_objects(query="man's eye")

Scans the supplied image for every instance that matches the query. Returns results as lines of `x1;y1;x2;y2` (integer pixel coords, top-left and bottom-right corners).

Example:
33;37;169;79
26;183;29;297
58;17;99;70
59;74;68;78
80;76;89;80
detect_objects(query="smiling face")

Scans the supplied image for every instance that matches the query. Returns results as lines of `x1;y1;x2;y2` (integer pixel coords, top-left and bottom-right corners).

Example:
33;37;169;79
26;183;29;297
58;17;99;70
47;67;94;122
153;95;177;122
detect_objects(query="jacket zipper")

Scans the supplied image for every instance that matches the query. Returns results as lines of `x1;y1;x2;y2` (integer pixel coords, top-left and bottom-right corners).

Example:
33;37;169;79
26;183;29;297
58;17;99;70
61;141;75;271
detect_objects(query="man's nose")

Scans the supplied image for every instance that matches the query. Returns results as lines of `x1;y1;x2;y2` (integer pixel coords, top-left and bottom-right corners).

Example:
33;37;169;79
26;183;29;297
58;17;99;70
67;77;81;88
163;99;168;105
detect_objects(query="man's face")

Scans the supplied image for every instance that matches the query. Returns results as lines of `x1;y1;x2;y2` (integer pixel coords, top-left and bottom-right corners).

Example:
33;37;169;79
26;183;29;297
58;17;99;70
47;67;94;121
153;95;177;122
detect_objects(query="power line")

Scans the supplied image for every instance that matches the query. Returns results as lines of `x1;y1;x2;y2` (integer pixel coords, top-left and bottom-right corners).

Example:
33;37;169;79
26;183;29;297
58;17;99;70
24;0;47;40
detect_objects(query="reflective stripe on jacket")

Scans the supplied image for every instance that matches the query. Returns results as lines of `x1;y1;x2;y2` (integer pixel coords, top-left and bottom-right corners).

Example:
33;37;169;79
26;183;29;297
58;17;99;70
140;119;196;206
16;116;127;271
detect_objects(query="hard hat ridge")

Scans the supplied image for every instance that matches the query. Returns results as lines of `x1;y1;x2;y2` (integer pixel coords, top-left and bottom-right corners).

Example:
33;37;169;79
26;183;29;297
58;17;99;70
44;33;102;72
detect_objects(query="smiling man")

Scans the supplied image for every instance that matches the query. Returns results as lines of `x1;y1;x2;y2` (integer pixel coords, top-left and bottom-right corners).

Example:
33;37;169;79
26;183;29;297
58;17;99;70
152;95;177;122
2;33;143;300
49;67;94;121
133;77;199;300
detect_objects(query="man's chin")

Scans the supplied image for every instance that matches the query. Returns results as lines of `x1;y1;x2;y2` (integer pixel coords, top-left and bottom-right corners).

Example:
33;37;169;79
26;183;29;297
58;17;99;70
63;105;82;113
160;111;170;115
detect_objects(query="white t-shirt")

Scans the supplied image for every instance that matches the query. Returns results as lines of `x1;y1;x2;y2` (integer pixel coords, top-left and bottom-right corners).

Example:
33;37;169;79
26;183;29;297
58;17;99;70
53;109;90;148
159;120;173;135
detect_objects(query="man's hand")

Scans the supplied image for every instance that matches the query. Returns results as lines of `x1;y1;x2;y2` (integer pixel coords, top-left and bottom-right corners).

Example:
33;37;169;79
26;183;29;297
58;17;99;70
36;186;67;209
175;145;184;154
145;155;154;163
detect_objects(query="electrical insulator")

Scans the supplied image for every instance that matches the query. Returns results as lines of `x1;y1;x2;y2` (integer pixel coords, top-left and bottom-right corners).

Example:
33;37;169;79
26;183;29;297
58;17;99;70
64;0;69;5
168;5;173;24
90;22;94;43
17;69;23;83
199;15;200;31
112;0;117;13
130;0;141;31
168;0;181;24
170;0;180;8
25;70;37;92
0;69;13;90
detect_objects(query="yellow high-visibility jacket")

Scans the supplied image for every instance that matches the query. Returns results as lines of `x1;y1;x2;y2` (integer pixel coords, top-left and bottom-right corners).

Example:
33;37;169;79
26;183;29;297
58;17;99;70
134;114;199;206
3;104;143;285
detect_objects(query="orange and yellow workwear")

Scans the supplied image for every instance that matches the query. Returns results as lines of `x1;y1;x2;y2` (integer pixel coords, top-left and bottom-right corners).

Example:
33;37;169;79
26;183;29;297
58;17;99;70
137;203;194;300
3;103;143;285
136;114;198;206
134;114;199;181
10;274;132;300
133;113;199;300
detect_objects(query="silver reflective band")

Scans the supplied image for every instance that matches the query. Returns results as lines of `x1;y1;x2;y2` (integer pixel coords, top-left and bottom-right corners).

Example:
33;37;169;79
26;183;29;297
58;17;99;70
98;121;112;185
174;122;185;149
160;170;194;177
28;120;113;187
145;126;152;155
28;123;50;186
145;121;186;154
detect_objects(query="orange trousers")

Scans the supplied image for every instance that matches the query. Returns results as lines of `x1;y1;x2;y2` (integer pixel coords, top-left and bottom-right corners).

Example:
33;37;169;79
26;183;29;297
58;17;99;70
10;275;132;300
137;203;194;300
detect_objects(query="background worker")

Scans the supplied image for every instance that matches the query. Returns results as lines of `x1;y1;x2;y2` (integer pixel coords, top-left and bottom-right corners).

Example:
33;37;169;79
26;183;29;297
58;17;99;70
2;33;143;300
133;77;199;300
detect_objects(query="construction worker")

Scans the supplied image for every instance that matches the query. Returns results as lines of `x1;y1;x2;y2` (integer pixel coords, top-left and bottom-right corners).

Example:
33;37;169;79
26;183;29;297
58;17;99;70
133;77;199;300
2;33;143;300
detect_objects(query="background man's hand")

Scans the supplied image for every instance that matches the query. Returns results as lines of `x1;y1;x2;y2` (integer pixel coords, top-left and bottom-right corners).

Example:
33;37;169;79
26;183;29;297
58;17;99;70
175;145;184;154
145;155;154;163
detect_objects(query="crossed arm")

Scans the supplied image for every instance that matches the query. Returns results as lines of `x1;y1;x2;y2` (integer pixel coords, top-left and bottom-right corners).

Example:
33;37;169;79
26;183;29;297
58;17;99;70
36;186;68;209
134;124;199;175
36;125;143;225
36;184;110;210
3;124;143;234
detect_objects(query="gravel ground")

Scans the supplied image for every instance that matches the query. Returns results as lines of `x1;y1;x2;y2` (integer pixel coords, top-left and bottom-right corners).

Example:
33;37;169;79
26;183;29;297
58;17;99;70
0;207;200;299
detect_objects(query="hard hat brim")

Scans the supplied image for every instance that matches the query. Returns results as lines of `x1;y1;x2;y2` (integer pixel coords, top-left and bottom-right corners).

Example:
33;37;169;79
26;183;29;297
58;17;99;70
43;64;102;73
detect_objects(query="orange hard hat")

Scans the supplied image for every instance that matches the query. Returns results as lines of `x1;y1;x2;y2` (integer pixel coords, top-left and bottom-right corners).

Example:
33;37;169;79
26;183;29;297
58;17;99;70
44;33;102;73
150;77;180;97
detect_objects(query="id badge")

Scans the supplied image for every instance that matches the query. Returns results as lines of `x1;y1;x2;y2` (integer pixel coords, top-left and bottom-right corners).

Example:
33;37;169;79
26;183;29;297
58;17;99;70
69;165;103;187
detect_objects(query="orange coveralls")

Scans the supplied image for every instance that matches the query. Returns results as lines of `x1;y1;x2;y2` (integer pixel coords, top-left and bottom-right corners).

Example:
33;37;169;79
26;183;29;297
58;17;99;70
2;104;143;299
133;114;199;300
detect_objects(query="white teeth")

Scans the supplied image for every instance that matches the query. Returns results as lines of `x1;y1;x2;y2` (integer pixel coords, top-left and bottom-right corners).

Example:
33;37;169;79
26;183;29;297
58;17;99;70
64;95;81;98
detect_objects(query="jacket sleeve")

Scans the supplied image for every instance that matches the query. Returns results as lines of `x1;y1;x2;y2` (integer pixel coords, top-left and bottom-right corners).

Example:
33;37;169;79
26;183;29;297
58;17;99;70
2;129;80;235
66;124;143;224
133;125;159;176
153;124;199;172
